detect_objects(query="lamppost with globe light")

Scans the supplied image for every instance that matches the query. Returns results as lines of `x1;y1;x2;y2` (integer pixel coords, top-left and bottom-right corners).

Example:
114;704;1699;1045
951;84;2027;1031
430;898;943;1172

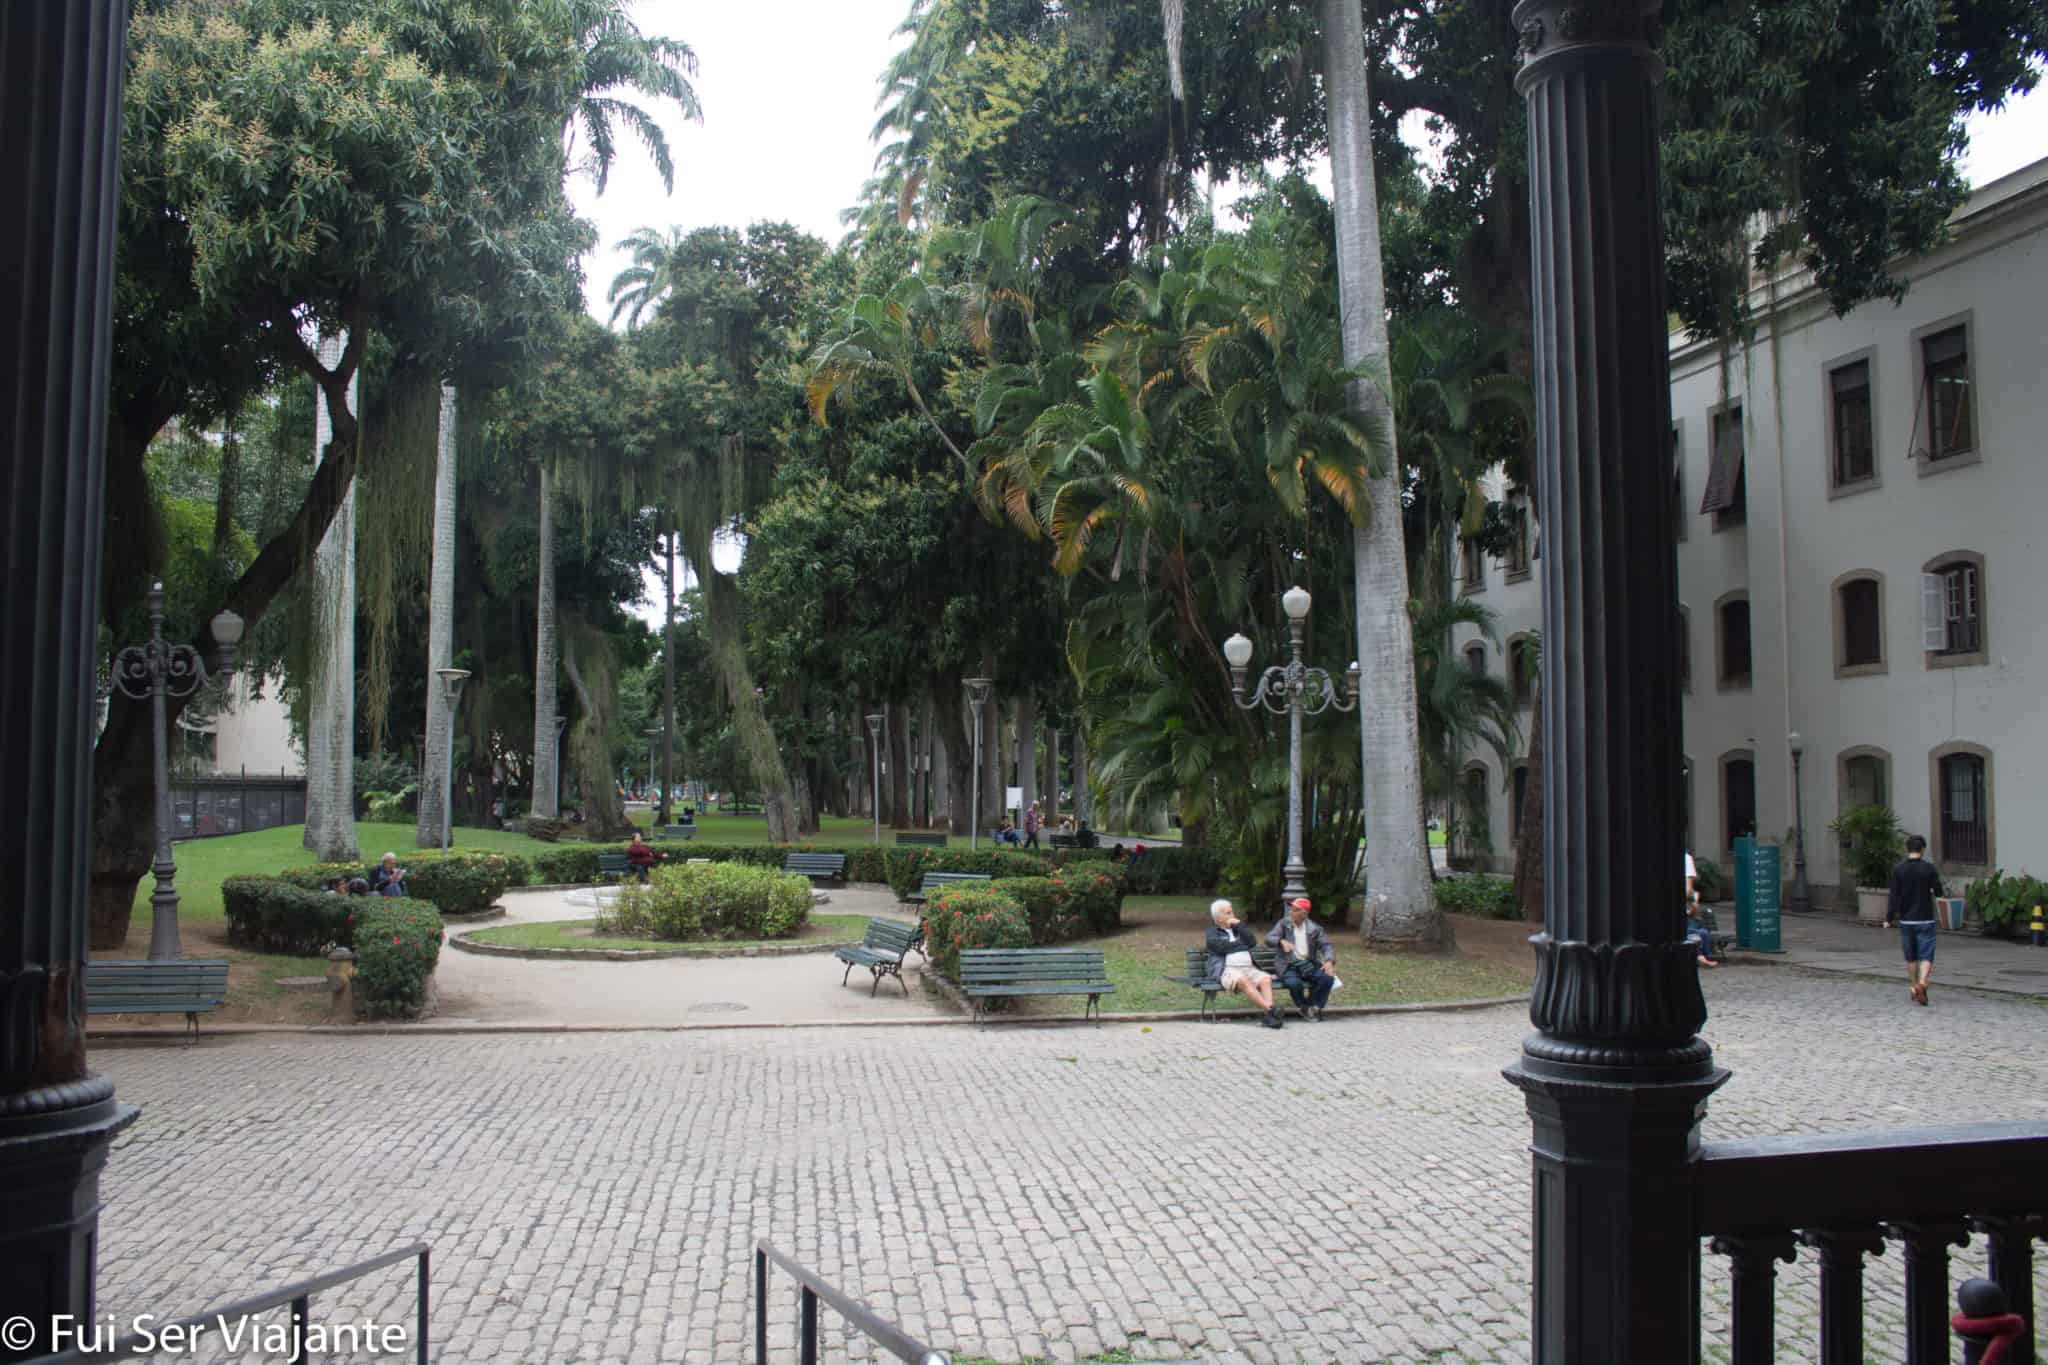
436;669;470;853
110;581;243;960
1223;586;1358;907
1788;730;1811;913
644;727;661;808
965;677;993;848
866;712;885;843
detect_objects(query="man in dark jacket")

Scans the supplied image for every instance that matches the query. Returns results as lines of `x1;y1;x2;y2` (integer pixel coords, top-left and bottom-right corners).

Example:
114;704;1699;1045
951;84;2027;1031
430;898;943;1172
1886;834;1943;1006
1266;896;1338;1020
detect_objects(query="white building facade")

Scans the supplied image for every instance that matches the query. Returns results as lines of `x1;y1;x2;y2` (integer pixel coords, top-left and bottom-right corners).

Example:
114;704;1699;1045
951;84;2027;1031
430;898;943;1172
1453;158;2048;904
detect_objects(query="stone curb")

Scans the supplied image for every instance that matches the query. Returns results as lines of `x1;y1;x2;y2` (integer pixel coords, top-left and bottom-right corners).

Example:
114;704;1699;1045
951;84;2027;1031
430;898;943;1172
448;933;842;962
84;992;1531;1041
1721;949;2047;998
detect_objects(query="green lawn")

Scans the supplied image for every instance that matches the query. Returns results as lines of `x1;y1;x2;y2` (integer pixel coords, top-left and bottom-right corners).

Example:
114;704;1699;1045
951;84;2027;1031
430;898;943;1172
630;807;957;846
465;913;873;953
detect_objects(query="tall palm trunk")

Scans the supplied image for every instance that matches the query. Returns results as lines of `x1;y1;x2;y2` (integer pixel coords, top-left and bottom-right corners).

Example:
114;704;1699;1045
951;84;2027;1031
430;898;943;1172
417;384;458;848
1016;695;1038;820
889;701;912;828
1320;0;1441;948
303;331;360;862
1072;723;1092;826
660;530;677;826
981;691;1003;827
929;688;951;826
530;466;561;818
1046;728;1061;824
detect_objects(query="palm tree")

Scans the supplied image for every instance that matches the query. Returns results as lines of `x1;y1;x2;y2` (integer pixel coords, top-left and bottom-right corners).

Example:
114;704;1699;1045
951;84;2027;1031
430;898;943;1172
606;225;689;330
1411;597;1518;837
417;384;461;848
563;8;701;195
303;331;360;862
530;464;561;819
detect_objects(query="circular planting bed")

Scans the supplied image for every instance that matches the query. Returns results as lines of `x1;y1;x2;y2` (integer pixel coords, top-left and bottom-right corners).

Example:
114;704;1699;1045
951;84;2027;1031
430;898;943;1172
452;913;879;961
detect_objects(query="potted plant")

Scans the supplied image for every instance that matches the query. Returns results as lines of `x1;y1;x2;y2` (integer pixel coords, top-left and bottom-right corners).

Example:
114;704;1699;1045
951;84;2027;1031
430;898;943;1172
1829;804;1904;924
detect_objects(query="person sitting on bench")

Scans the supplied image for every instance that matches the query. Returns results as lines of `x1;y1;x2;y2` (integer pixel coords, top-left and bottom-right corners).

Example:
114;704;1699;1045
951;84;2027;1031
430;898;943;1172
1266;896;1338;1020
370;853;408;897
1206;898;1283;1030
626;831;664;883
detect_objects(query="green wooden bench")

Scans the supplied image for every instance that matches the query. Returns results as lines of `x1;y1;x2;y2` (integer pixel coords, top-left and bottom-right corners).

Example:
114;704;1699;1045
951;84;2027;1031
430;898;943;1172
894;831;947;847
959;948;1114;1024
835;919;921;996
85;959;231;1042
1048;832;1081;849
904;870;989;905
652;823;697;841
1170;945;1329;1021
596;852;632;882
784;852;847;882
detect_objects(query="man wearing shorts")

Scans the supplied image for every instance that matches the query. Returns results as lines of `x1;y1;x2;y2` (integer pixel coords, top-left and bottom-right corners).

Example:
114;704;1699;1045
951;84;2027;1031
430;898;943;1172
1886;834;1943;1006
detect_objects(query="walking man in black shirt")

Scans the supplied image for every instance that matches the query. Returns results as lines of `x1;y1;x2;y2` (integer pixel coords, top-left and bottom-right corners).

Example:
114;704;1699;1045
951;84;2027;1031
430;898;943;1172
1886;834;1944;1006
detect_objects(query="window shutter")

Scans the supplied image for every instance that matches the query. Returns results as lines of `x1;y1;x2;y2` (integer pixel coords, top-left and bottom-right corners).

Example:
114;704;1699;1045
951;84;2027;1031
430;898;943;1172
1699;410;1744;515
1922;573;1949;651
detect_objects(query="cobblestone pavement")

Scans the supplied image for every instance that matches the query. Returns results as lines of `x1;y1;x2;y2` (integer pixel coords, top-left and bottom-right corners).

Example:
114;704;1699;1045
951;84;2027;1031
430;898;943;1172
90;969;2048;1364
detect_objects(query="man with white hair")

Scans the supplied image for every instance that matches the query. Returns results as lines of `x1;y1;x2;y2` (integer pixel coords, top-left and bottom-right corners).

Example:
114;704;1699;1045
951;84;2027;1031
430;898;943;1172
1204;898;1282;1028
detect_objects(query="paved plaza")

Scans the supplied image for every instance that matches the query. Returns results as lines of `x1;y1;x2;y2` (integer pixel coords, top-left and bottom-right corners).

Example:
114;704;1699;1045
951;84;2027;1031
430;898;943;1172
91;968;2048;1364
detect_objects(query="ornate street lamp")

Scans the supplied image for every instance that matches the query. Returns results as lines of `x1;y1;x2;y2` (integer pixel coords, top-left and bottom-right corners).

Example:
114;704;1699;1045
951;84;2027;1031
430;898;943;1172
110;581;243;960
1223;586;1359;907
1789;730;1811;913
866;712;885;844
644;727;661;809
964;677;994;849
435;669;470;853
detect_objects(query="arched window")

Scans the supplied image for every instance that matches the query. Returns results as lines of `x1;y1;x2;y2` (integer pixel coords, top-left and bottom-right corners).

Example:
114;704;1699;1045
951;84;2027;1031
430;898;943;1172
1507;635;1535;709
1837;746;1892;870
1833;571;1885;676
1720;750;1757;856
1716;592;1751;690
1931;743;1993;869
1461;534;1485;593
1921;551;1987;667
1464;643;1487;677
1460;765;1492;855
1510;763;1530;840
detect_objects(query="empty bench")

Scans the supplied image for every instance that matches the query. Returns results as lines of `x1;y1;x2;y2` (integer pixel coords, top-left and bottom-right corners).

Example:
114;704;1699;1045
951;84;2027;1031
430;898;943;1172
85;959;231;1042
784;852;847;882
652;823;697;841
834;918;923;996
904;870;989;905
959;948;1114;1024
894;831;947;847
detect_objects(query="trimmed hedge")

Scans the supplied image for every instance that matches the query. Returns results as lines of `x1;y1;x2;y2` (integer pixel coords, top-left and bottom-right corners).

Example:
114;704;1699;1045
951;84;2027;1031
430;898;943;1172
1433;874;1520;921
354;898;445;1018
883;847;1051;900
285;850;527;916
1111;845;1225;896
532;842;892;886
988;865;1126;944
923;883;1031;978
608;862;812;941
223;876;361;955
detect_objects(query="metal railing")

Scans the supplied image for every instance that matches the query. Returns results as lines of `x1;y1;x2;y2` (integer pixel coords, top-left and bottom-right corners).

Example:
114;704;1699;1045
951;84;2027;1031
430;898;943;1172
28;1242;428;1365
1697;1122;2047;1364
755;1241;949;1365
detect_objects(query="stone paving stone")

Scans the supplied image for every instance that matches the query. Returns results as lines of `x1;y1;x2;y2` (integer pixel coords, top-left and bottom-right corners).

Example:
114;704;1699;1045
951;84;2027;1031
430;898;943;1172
86;970;2048;1363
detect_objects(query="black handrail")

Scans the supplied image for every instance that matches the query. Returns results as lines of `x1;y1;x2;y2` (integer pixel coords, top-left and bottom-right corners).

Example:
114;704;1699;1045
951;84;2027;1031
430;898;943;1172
27;1242;428;1365
755;1240;949;1365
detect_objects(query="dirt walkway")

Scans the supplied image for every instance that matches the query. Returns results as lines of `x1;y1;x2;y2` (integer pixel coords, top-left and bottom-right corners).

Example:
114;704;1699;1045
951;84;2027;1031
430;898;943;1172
432;885;946;1026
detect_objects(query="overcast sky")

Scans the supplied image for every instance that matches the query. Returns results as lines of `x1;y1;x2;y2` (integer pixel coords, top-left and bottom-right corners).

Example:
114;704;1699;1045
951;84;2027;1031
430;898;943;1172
581;3;2045;619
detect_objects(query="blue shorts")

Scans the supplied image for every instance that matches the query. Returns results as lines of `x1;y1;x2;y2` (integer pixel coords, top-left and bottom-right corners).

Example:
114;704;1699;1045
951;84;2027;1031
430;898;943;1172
1899;922;1937;963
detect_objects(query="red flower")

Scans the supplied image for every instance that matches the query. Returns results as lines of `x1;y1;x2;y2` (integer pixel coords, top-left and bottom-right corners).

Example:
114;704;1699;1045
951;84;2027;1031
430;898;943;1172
391;934;401;944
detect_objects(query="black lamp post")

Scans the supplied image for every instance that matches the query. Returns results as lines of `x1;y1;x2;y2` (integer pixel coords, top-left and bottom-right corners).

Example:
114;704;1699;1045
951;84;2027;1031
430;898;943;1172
1789;731;1812;913
110;581;243;960
965;678;993;848
866;712;885;844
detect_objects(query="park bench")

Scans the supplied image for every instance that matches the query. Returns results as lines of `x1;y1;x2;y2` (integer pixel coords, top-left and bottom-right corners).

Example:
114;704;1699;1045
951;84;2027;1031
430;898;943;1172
596;852;632;882
903;870;989;906
894;831;947;847
783;852;848;882
1048;833;1080;849
722;802;760;816
651;824;697;841
958;947;1114;1024
84;959;231;1042
1169;945;1331;1021
834;918;922;996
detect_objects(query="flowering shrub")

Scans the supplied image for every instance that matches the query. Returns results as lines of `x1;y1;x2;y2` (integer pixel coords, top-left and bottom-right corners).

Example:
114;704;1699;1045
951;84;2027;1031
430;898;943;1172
608;862;812;941
989;865;1125;943
352;899;445;1018
222;876;353;955
286;851;527;915
922;884;1031;978
882;848;1050;900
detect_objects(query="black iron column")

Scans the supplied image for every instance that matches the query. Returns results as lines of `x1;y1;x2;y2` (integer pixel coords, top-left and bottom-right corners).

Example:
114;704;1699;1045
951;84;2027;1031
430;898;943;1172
1500;2;1729;1361
0;3;137;1361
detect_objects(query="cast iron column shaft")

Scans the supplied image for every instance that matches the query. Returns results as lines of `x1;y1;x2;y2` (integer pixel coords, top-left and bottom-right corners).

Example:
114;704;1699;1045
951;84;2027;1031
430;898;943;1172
1790;749;1811;912
144;595;182;960
1283;616;1307;904
1501;3;1728;1361
0;3;141;1359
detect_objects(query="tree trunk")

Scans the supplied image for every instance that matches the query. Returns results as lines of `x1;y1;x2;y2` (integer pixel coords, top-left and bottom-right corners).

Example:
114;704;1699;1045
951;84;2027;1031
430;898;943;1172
303;332;360;863
889;701;912;829
939;675;977;838
559;625;633;839
1016;695;1038;822
910;696;928;827
1321;0;1442;950
1072;723;1092;826
212;415;241;558
698;564;796;842
981;689;1003;827
661;530;677;826
1513;679;1546;924
417;384;458;849
1046;728;1061;824
930;689;951;826
530;466;561;818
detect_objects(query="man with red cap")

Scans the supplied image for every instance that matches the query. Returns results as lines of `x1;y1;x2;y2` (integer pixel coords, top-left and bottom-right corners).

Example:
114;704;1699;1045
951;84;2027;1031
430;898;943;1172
1266;895;1338;1020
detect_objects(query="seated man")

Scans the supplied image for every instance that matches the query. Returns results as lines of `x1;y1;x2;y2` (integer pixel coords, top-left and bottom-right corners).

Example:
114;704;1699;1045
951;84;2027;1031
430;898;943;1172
625;831;663;883
370;852;408;897
1206;899;1282;1028
1266;895;1338;1019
